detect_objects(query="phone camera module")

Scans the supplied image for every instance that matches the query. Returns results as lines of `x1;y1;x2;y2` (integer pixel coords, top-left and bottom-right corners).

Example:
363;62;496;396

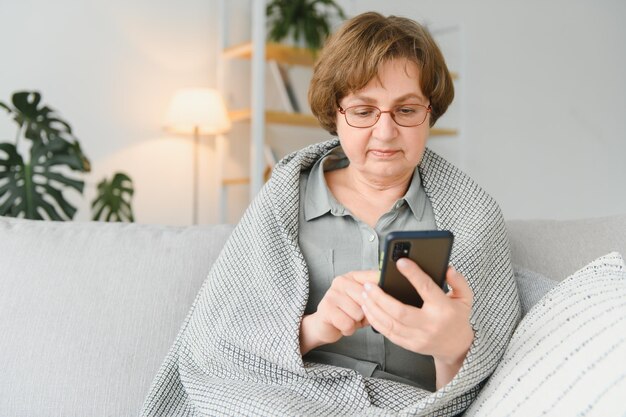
392;242;411;262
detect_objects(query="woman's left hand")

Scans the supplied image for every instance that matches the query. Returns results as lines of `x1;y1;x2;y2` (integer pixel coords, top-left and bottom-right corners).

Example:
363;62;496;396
359;258;474;388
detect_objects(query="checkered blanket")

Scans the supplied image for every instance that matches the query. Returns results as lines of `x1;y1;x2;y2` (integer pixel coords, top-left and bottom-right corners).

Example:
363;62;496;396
141;139;520;416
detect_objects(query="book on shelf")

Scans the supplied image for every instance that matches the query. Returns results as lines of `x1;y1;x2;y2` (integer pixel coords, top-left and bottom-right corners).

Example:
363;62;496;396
268;60;301;113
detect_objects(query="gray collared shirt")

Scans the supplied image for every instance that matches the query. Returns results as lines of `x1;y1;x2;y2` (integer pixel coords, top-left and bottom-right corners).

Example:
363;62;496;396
298;145;438;391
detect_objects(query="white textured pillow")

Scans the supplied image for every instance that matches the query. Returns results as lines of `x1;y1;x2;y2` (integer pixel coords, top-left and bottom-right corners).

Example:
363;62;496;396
465;252;626;417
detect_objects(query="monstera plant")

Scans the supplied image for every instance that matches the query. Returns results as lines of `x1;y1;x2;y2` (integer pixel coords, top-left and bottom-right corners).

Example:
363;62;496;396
92;172;134;222
266;0;345;51
0;91;134;222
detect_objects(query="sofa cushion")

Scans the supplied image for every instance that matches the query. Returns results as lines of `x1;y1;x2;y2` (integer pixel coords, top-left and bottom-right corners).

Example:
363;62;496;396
512;264;557;317
465;252;626;417
506;214;626;280
0;217;234;417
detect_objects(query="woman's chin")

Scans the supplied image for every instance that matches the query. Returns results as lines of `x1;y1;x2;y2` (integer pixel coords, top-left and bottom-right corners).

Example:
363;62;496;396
364;166;414;183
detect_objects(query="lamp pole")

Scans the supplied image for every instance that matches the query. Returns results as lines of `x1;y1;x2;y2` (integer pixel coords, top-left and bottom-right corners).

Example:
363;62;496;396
193;125;199;225
164;88;230;225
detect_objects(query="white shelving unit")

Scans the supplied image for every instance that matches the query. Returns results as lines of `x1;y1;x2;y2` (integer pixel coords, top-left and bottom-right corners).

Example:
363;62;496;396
217;0;321;220
216;1;459;221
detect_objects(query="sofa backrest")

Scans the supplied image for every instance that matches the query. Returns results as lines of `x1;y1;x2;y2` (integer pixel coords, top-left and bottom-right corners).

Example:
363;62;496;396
0;217;234;417
507;214;626;280
1;214;625;416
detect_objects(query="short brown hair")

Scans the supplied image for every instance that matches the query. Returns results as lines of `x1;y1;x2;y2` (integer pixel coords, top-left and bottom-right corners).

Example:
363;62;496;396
309;12;454;135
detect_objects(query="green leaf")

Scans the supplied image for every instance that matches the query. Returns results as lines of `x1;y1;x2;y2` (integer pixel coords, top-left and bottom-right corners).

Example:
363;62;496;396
44;171;84;192
91;172;135;222
0;138;85;220
42;183;77;219
0;190;19;216
10;91;75;145
265;0;345;51
33;194;63;221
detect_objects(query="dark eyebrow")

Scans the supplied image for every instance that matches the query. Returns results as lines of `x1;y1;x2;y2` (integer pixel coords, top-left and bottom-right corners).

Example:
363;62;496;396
349;95;377;105
348;93;427;105
393;93;427;103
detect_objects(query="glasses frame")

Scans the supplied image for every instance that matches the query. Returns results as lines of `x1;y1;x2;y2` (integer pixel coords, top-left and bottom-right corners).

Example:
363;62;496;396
338;103;432;128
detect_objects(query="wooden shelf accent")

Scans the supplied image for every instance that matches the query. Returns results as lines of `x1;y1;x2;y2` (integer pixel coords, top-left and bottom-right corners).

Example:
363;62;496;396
431;128;459;136
230;108;457;135
223;166;272;186
222;177;251;186
229;109;321;128
266;111;320;127
222;126;457;187
228;108;255;122
222;42;459;80
223;42;316;67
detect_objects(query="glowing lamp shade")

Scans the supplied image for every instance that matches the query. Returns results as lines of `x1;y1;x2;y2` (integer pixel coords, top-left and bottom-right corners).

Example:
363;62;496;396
164;88;231;135
163;88;231;224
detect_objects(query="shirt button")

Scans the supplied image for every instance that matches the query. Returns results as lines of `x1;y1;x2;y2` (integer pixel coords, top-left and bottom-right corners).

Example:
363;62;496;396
368;234;375;242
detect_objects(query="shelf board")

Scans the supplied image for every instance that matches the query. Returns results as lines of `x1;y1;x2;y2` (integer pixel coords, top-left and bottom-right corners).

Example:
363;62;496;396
266;111;321;127
230;108;457;135
229;109;321;128
223;42;459;80
223;42;316;67
431;128;459;136
222;177;251;186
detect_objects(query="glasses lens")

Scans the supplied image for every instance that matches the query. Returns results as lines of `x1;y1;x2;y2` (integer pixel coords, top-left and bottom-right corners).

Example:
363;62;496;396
392;105;428;127
345;106;380;128
343;104;429;128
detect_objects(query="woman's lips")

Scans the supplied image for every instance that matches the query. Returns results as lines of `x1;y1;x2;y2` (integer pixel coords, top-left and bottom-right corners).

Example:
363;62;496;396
369;149;400;158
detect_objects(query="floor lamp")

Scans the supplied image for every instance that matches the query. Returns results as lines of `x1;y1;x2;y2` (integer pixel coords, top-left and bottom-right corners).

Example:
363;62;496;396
164;88;231;224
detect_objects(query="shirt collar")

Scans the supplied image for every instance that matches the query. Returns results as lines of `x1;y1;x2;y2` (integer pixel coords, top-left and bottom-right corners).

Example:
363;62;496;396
400;167;427;221
304;145;427;222
304;146;348;221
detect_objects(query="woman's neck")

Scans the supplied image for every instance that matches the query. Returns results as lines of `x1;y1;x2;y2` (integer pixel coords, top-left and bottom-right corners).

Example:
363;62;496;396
348;165;412;200
325;166;414;228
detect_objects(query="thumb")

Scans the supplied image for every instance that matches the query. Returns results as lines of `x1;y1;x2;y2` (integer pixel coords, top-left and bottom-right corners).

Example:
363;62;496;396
446;266;473;302
396;257;445;303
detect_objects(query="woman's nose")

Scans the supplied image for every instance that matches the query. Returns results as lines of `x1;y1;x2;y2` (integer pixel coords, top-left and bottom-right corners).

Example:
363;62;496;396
373;111;398;140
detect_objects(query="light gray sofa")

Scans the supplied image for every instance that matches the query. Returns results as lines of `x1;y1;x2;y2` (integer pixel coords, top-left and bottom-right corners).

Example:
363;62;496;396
1;214;625;417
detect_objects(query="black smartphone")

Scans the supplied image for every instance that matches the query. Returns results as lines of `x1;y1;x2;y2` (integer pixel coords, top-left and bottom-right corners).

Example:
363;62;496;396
379;230;454;308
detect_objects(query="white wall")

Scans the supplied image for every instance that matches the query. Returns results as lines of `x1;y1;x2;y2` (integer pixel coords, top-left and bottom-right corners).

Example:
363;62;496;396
1;0;624;225
340;0;626;220
0;0;220;225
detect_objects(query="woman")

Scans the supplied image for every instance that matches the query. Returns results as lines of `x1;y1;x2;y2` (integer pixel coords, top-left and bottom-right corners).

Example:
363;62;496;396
300;13;472;392
143;12;520;417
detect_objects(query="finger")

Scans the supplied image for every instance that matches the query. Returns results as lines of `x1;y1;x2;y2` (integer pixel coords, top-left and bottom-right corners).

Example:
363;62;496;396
446;266;473;303
361;293;394;336
396;257;447;304
362;282;417;337
361;288;412;341
327;289;365;322
330;309;359;336
348;270;380;285
332;275;369;307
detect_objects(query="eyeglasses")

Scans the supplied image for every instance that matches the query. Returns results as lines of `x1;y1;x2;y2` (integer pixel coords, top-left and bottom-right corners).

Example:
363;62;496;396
338;103;432;128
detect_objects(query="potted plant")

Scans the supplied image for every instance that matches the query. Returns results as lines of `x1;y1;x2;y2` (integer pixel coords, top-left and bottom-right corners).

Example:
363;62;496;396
0;90;134;221
266;0;346;51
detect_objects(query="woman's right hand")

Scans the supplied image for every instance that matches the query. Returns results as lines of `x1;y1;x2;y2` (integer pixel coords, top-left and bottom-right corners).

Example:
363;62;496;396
299;270;379;355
